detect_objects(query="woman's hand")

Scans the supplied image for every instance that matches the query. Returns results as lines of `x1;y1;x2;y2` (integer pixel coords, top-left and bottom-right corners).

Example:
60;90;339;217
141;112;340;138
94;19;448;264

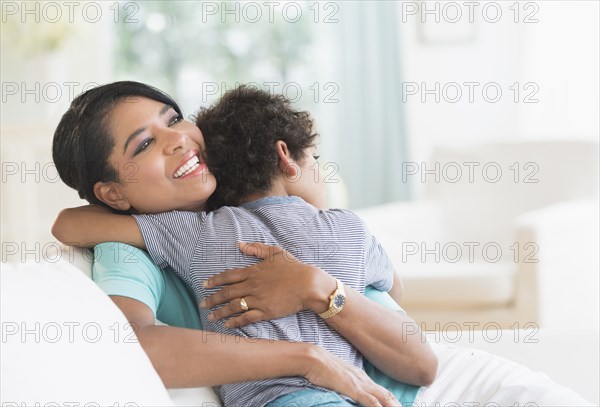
303;345;401;407
200;242;335;328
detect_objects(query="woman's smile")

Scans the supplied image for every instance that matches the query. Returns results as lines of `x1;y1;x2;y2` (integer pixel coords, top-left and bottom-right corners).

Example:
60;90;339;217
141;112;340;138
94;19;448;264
173;150;208;179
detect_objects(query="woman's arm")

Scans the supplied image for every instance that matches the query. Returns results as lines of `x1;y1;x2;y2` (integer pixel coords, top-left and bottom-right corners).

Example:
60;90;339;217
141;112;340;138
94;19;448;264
202;243;438;387
52;205;144;249
326;287;437;386
114;295;399;406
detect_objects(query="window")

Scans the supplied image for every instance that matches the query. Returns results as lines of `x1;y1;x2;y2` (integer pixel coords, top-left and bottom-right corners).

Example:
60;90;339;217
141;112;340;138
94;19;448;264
114;1;324;114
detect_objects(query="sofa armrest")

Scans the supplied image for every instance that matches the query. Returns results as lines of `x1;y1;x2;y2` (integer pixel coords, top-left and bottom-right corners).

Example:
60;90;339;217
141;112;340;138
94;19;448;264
514;200;600;330
1;260;174;405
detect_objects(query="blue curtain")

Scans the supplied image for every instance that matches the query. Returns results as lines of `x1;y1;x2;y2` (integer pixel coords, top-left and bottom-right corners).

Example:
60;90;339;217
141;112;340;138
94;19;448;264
333;2;410;208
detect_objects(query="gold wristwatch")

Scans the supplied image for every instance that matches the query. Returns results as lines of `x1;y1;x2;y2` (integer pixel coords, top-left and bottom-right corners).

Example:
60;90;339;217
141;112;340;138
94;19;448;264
318;278;346;319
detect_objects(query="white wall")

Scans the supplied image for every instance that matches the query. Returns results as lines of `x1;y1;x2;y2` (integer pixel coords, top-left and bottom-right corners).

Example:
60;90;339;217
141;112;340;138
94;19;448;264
398;1;599;199
518;1;600;140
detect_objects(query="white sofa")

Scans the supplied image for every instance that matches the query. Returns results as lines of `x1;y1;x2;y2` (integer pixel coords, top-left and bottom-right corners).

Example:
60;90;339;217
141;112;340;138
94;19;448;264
3;253;598;405
356;140;599;332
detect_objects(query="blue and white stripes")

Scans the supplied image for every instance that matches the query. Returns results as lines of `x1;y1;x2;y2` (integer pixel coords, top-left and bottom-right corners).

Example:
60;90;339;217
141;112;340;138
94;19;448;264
133;196;394;406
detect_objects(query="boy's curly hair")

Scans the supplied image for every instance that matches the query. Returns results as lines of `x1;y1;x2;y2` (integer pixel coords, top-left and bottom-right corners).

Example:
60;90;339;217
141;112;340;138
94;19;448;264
196;85;318;209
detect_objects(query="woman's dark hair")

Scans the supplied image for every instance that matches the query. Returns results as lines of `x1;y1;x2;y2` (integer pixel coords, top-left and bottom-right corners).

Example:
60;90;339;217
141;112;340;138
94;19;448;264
52;81;181;208
196;85;318;209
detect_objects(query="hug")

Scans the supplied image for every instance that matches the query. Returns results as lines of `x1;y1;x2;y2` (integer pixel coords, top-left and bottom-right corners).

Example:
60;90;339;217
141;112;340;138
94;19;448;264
51;81;592;407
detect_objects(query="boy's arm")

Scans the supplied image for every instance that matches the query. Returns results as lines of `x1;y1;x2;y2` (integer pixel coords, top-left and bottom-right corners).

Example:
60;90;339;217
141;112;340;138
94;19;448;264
52;205;145;249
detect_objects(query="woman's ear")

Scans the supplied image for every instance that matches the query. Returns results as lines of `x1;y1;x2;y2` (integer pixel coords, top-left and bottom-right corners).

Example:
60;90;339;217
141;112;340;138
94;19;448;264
93;182;132;212
275;140;299;178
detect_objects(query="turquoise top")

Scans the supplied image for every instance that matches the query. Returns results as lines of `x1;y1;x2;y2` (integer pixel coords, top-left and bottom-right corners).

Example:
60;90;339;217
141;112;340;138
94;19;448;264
93;242;201;329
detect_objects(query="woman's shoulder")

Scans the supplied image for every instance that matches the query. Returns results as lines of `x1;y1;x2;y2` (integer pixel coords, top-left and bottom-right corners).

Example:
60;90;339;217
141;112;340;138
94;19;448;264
92;242;167;316
93;242;164;284
94;241;155;264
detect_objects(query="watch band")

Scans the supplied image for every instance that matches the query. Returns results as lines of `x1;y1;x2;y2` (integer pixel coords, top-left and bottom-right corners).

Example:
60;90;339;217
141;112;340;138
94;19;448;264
319;304;341;319
319;278;346;319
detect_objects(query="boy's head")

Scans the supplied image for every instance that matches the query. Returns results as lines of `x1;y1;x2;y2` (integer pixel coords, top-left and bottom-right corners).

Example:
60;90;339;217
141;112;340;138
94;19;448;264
197;85;324;210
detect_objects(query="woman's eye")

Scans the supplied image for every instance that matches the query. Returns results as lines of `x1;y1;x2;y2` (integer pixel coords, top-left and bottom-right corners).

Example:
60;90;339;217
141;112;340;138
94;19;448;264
134;138;154;155
313;154;320;161
169;114;183;126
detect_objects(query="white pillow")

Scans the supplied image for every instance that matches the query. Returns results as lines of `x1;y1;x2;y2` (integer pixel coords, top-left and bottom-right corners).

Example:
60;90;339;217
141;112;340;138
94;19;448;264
1;260;174;406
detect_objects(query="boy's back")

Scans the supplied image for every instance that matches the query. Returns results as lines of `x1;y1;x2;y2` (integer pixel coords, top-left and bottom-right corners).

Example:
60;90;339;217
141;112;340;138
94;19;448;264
133;195;394;407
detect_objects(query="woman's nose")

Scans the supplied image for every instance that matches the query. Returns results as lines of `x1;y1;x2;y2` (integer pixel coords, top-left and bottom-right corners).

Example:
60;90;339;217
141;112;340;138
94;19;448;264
160;127;186;155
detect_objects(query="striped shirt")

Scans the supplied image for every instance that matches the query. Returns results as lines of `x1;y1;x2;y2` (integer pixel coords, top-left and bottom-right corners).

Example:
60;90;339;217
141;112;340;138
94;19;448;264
133;196;394;407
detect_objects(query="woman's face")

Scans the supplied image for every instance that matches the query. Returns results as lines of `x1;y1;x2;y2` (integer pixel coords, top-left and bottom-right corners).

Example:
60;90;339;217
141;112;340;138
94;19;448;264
101;97;216;213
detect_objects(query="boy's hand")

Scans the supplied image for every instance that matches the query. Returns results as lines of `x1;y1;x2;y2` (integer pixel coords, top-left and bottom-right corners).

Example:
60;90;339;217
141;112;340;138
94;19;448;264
52;205;110;246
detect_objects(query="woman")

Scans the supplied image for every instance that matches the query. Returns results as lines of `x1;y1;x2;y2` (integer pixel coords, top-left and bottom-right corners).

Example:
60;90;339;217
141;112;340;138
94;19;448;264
52;81;432;407
53;81;592;407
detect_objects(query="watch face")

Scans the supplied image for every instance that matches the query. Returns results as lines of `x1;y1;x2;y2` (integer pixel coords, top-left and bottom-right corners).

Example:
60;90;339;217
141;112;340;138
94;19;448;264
333;294;345;309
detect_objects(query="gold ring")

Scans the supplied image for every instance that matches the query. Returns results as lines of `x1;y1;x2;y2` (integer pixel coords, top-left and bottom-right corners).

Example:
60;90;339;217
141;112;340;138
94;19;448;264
240;298;249;311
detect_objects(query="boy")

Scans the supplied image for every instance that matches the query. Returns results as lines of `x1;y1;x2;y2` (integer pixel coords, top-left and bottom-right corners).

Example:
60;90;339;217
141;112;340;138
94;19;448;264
57;86;397;407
